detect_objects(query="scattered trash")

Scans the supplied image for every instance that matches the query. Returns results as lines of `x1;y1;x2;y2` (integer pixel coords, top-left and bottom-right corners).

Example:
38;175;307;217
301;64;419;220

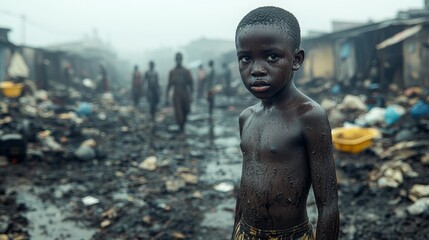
172;232;186;239
139;156;158;171
370;160;418;188
0;133;27;163
406;197;429;215
157;203;172;211
394;129;415;142
179;173;198;184
338;94;367;112
75;145;96;161
355;107;385;126
82;196;100;206
409;100;429;118
384;105;405;125
142;215;152;225
165;179;186;192
75;139;97;161
100;220;111;228
0;81;24;98
213;182;234;192
409;184;429;202
82;78;96;89
76;102;92;117
421;153;429;165
331;127;380;153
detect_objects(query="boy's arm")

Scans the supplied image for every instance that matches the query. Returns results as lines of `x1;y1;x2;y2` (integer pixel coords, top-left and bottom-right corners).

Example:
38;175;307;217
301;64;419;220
302;105;339;240
232;107;253;236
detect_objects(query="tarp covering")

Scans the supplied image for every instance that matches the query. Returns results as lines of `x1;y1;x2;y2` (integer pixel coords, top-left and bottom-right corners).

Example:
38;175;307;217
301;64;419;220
7;52;29;78
376;25;422;50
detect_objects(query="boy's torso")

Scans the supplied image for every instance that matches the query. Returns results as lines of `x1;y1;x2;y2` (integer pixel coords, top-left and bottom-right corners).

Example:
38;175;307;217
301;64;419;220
239;103;312;230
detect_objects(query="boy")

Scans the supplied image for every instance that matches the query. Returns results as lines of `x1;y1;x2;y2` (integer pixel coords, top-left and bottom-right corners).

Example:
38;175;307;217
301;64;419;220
166;52;193;132
144;61;160;119
233;6;339;240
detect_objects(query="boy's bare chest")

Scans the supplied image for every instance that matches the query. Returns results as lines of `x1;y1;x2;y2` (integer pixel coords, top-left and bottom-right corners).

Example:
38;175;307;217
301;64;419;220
240;114;304;157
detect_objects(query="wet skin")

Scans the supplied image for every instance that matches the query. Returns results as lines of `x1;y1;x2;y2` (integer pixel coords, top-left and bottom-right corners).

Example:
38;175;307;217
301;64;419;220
234;24;339;239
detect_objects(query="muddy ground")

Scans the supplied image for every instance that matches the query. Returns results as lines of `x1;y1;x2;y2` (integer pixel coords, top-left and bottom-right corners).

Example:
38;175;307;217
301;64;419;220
1;92;429;240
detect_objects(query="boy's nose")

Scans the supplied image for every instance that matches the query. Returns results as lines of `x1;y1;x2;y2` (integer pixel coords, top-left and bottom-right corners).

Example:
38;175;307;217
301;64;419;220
251;65;267;77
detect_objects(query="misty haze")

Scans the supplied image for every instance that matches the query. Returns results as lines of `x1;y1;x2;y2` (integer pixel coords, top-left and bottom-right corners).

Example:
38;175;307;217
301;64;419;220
1;1;429;239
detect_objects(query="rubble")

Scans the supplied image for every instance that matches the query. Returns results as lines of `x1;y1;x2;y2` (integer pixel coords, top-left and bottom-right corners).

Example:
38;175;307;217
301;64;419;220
406;198;429;215
409;184;429;202
0;67;428;239
138;156;158;171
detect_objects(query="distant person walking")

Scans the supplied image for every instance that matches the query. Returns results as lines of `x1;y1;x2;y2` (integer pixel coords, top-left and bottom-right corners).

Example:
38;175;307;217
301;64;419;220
166;52;194;132
63;62;74;87
99;64;109;93
222;62;232;99
206;60;216;116
145;61;160;119
131;65;143;107
196;64;207;100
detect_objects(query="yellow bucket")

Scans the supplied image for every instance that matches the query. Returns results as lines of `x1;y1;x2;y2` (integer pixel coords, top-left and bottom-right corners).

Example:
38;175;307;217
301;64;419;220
0;81;24;98
331;127;381;154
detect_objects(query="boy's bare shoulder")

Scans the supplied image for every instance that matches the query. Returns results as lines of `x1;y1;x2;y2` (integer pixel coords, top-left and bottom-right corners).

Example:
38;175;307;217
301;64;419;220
296;96;328;124
239;104;258;121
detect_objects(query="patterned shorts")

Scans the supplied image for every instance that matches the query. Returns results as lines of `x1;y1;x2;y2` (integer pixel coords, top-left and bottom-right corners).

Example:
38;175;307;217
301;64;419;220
232;219;315;240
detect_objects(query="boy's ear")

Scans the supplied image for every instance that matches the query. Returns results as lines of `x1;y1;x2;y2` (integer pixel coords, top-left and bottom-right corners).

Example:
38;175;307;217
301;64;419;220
292;49;305;71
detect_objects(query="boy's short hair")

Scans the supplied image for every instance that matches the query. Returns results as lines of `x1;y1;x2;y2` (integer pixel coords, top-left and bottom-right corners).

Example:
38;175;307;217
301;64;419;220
236;6;301;51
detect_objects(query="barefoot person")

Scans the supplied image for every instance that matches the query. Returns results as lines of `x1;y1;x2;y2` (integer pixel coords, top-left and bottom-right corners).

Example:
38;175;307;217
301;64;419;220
166;52;194;132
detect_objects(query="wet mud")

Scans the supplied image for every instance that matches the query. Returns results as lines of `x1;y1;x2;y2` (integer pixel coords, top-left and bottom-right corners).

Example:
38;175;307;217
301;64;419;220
1;90;429;239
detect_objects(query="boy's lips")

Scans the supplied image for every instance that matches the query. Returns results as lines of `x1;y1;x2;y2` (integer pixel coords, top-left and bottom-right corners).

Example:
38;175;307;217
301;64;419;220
250;80;270;92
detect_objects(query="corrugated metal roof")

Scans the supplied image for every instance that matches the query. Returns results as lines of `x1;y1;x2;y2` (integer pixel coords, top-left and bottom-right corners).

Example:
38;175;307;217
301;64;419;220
303;17;429;42
376;25;422;50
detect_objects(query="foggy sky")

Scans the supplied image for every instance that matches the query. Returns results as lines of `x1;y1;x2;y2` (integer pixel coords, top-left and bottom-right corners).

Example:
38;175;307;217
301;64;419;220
0;0;423;56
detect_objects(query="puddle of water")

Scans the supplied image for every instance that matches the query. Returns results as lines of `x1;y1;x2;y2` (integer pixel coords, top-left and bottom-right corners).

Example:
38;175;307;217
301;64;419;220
201;159;242;183
201;132;242;183
53;183;75;199
15;186;96;240
201;197;235;230
214;136;239;148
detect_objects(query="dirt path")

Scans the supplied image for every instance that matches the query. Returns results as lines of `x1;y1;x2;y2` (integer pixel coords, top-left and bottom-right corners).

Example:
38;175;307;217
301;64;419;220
1;94;429;240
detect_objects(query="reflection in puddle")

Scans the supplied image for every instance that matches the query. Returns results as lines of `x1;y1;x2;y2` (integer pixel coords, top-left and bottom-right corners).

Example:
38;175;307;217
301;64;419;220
201;198;235;230
15;186;95;240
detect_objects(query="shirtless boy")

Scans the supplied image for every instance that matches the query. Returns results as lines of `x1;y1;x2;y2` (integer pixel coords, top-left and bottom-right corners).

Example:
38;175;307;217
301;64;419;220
233;6;339;240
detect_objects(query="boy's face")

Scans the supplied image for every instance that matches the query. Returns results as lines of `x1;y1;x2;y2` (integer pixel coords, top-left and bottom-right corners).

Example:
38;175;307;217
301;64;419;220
236;24;304;99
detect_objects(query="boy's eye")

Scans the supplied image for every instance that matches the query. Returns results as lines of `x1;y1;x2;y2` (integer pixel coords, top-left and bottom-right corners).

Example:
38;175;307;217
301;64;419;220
239;56;252;63
267;54;279;62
